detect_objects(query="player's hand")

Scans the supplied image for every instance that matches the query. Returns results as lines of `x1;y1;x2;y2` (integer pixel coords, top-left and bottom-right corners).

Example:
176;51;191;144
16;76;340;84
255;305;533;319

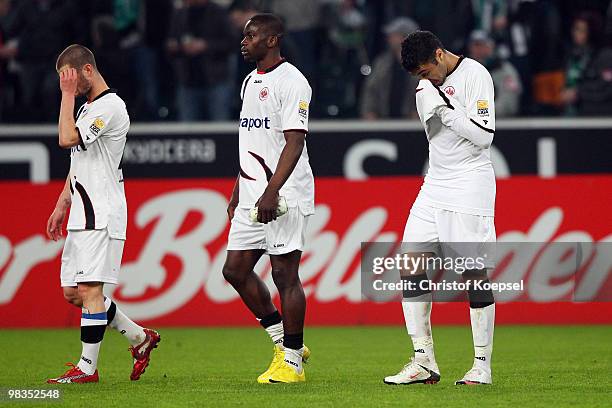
416;79;447;122
430;81;454;109
46;207;66;241
59;68;78;96
255;190;279;224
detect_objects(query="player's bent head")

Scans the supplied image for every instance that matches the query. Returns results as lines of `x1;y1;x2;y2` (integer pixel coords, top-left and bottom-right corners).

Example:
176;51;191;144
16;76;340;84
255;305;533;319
56;44;97;74
246;13;284;47
401;30;445;74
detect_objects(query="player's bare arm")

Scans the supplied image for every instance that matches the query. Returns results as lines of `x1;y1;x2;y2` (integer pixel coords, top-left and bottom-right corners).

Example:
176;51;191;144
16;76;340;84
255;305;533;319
227;173;240;221
46;174;72;241
256;130;305;224
57;67;81;148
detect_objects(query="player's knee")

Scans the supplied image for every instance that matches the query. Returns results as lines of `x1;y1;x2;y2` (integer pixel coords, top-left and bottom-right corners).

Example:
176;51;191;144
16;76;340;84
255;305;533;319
62;288;82;306
401;273;431;299
271;267;298;290
222;263;244;287
465;269;495;308
463;269;488;280
77;283;103;302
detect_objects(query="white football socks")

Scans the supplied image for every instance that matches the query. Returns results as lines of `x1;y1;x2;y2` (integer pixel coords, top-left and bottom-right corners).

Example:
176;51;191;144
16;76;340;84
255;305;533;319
78;342;101;375
104;297;145;346
283;347;303;374
470;303;495;371
77;309;107;375
401;293;438;371
264;322;284;347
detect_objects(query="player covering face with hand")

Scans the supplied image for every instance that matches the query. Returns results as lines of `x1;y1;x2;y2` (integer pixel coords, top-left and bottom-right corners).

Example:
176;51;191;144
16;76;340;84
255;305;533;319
46;45;160;384
222;13;314;384
384;31;497;386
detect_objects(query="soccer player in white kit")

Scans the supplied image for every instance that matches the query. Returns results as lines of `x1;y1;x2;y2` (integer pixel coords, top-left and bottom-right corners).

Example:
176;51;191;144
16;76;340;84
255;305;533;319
46;45;160;384
383;31;497;386
222;14;313;383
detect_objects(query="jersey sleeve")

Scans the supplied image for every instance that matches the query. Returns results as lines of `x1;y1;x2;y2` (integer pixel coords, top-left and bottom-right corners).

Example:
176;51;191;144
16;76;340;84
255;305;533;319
465;66;496;132
75;101;116;147
279;77;312;133
416;79;447;124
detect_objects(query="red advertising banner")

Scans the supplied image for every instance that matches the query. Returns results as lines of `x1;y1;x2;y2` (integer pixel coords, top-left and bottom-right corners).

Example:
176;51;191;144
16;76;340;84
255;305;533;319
0;176;611;327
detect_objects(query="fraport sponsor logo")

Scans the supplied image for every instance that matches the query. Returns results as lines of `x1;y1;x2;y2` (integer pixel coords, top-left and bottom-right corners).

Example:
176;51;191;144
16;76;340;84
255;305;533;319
240;117;271;131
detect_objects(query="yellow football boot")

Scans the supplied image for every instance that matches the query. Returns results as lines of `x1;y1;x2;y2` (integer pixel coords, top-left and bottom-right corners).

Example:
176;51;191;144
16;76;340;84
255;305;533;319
257;345;284;383
257;345;311;383
268;359;305;383
302;345;311;362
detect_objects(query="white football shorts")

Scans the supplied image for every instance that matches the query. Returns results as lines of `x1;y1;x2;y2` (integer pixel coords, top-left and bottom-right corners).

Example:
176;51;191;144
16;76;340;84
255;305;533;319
60;228;125;287
401;204;496;270
227;207;309;255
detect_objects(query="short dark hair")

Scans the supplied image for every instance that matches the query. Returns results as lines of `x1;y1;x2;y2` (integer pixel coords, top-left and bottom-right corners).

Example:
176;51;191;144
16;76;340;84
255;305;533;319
401;31;445;72
249;13;284;39
56;44;97;72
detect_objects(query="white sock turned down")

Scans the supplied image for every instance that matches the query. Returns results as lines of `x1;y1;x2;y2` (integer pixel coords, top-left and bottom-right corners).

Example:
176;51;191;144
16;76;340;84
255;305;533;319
264;322;284;347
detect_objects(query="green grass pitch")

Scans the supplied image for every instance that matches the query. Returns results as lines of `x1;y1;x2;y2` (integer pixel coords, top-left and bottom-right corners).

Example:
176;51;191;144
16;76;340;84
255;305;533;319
0;326;610;407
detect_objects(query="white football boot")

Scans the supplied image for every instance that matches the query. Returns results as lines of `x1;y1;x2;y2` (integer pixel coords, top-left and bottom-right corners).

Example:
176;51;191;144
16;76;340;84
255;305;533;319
384;358;440;385
455;366;492;385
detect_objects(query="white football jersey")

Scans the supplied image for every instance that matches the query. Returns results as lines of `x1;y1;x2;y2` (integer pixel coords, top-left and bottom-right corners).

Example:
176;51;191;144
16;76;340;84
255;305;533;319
67;89;130;239
415;57;496;216
237;60;314;214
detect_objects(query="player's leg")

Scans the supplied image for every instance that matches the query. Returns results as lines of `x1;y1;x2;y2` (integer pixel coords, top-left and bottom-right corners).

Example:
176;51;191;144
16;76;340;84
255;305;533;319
264;207;310;383
224;207;299;383
384;253;441;385
456;268;495;385
223;249;277;319
76;281;108;376
62;285;155;355
224;208;282;342
70;230;110;378
223;248;284;344
384;205;441;385
223;248;297;383
438;210;496;385
103;297;147;345
63;286;81;305
48;232;100;384
267;249;307;382
54;282;108;380
101;237;160;381
50;230;160;383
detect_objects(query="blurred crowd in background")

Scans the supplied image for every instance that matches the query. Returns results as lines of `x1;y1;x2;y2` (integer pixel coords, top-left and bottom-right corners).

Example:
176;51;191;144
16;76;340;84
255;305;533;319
0;0;612;123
